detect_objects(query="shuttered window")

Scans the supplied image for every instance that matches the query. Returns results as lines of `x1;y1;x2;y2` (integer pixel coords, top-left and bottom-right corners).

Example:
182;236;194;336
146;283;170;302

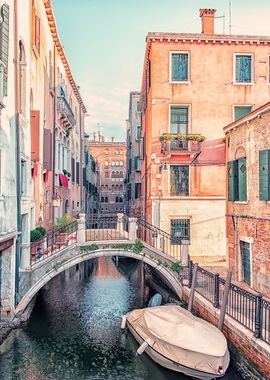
71;158;75;182
30;110;40;161
259;149;270;201
0;4;9;96
43;129;52;170
171;53;189;82
228;158;247;202
76;162;80;184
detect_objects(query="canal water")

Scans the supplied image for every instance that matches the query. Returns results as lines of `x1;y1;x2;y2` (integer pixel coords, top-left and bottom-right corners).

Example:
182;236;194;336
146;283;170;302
0;257;243;380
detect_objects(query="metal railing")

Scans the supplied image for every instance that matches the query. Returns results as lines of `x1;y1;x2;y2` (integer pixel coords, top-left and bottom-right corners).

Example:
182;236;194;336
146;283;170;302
161;137;201;154
136;218;182;260
57;96;76;127
85;214;127;241
30;221;77;264
188;260;270;344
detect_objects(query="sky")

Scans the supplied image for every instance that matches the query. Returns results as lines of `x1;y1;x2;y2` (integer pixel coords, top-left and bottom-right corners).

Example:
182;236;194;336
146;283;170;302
52;0;270;141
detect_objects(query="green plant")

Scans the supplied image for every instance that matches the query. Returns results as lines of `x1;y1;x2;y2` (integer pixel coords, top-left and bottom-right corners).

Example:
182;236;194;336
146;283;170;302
63;169;71;178
132;239;144;254
163;261;169;268
53;260;66;272
80;244;99;251
66;129;70;137
160;133;206;143
36;226;46;236
170;262;183;272
30;229;43;242
111;243;133;250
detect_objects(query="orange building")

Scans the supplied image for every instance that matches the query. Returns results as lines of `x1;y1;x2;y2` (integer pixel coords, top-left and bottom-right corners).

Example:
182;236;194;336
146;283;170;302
140;9;270;264
89;133;126;216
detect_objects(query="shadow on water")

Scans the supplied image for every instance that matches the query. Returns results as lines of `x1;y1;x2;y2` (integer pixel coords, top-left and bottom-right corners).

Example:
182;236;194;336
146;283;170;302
0;257;243;380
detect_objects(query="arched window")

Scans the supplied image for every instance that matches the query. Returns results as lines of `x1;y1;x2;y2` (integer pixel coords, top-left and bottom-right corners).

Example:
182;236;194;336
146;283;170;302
116;161;119;166
116;171;119;178
105;185;108;191
112;171;115;178
120;171;123;178
119;197;123;203
64;199;69;214
115;196;119;203
19;40;26;115
112;161;115;166
101;196;104;202
105;196;108;203
58;132;62;171
119;185;123;191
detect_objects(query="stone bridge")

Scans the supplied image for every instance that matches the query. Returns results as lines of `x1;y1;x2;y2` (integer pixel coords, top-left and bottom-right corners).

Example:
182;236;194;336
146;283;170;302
15;214;185;315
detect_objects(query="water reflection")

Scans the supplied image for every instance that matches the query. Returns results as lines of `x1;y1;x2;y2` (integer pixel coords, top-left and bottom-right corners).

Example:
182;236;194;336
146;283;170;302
0;257;242;380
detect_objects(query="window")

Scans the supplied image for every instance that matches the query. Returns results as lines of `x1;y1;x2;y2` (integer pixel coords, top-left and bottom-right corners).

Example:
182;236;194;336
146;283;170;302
259;149;270;200
105;197;108;203
0;4;10;97
235;54;253;83
171;219;190;243
170;106;189;134
135;183;141;199
104;161;109;168
228;158;247;201
101;196;104;202
171;52;189;82
105;171;109;178
234;106;252;121
170;166;189;196
112;161;115;166
136;125;142;139
19;41;26;114
240;241;251;285
21;159;27;195
134;157;141;171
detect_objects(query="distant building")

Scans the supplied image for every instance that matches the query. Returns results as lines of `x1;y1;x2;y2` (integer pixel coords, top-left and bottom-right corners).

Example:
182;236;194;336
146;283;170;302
224;102;270;294
126;91;142;217
139;8;270;264
89;133;126;216
84;134;98;216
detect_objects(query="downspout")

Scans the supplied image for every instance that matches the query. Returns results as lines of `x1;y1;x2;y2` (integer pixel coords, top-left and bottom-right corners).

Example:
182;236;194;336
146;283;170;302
79;107;83;213
52;44;56;224
14;0;21;307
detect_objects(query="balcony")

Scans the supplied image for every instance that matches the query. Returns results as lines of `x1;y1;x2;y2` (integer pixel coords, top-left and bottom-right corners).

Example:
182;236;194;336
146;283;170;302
57;93;76;128
160;133;205;155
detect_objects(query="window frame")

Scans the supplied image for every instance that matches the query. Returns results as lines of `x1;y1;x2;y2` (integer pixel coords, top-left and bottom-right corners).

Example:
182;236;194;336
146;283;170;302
233;53;254;85
233;105;253;121
169;51;191;83
169;104;191;135
169;164;190;196
170;218;190;244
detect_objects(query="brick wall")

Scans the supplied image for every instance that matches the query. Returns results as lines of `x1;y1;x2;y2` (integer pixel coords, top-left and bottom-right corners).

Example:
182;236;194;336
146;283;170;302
227;110;270;294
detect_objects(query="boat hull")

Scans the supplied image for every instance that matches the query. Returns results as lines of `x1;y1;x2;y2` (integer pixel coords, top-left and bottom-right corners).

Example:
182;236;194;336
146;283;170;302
127;320;228;380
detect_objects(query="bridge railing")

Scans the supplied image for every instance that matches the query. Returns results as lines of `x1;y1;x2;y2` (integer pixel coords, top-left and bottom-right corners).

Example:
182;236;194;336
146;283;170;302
136;218;182;261
85;214;129;241
30;221;77;264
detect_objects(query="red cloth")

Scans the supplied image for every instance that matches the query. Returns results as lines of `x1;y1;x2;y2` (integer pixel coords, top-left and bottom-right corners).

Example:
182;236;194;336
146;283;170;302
59;173;69;188
33;163;38;176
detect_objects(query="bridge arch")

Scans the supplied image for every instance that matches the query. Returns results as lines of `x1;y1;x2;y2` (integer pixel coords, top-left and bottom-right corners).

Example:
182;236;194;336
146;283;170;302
15;248;183;315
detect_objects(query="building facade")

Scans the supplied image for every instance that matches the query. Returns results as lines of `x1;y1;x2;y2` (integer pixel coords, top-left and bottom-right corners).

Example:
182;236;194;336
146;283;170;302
89;134;126;216
140;8;270;263
126;91;142;217
0;0;87;316
225;102;270;295
84;133;98;216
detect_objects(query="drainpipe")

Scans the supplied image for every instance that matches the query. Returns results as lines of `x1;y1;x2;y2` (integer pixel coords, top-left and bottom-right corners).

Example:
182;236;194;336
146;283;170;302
14;0;21;307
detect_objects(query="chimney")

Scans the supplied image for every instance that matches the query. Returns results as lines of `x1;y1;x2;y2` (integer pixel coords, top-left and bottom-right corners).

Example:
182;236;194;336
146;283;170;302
98;131;101;142
93;132;96;142
200;9;216;34
102;136;105;143
111;136;114;142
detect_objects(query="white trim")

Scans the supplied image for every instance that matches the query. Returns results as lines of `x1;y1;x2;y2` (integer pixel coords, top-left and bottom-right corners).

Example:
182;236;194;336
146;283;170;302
233;104;253;122
233;53;254;85
169;51;190;83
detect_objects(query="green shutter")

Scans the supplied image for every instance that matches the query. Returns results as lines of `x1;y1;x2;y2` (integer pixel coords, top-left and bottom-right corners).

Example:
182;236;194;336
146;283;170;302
228;161;239;201
238;158;247;201
259;149;270;201
0;4;10;96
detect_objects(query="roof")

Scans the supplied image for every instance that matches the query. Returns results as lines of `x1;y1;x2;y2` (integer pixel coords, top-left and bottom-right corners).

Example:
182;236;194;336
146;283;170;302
224;101;270;134
43;0;87;113
146;32;270;44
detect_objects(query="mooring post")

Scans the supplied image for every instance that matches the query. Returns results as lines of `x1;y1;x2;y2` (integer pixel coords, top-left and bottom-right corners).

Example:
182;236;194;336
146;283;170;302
188;262;198;312
188;260;193;288
213;273;220;308
218;271;232;331
254;294;263;339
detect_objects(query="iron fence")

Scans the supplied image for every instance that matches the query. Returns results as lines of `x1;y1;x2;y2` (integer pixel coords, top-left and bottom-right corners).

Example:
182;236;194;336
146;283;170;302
30;221;77;264
137;218;182;260
85;215;127;241
188;260;270;343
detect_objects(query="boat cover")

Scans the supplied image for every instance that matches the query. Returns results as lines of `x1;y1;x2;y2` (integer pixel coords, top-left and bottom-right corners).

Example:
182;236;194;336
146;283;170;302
127;305;229;375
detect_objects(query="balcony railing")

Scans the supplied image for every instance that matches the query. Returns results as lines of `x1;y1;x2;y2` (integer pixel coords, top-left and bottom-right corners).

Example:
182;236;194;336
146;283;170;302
160;134;205;154
57;96;76;128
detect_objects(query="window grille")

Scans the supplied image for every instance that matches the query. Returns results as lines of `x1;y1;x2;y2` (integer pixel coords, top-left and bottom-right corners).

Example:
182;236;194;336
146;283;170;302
171;219;190;243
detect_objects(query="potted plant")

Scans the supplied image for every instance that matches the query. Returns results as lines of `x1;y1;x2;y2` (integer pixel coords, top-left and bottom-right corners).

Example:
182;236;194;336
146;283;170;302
54;215;76;246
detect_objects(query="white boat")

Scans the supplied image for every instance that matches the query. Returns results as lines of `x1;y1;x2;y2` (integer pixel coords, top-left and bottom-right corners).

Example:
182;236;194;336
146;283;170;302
122;305;230;380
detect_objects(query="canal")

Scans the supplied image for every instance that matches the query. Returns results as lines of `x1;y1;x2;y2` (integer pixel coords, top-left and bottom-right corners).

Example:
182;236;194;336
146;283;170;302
0;257;243;380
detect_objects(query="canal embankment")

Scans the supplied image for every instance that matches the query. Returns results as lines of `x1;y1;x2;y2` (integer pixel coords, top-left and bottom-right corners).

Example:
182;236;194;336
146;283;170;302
145;265;270;380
